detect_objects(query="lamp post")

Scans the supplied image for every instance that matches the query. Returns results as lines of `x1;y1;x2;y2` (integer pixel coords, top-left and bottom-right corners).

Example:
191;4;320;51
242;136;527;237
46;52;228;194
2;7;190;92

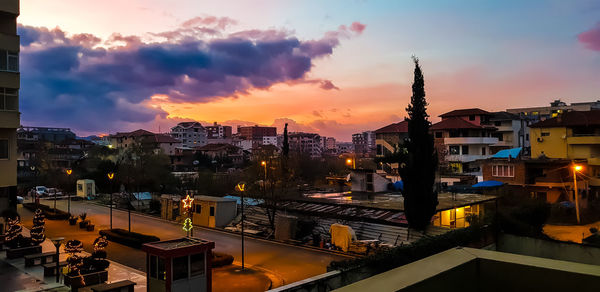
107;172;114;229
235;182;246;270
572;164;583;224
65;168;72;215
346;157;355;169
50;237;64;283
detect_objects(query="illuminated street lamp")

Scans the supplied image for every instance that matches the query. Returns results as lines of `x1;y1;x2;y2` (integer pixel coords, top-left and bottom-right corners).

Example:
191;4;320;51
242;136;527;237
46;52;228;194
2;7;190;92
345;157;356;169
65;168;72;214
572;164;583;224
107;172;115;229
235;182;246;270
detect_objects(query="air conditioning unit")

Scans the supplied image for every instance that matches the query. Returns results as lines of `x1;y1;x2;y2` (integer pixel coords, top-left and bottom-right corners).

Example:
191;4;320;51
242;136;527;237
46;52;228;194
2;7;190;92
537;137;543;142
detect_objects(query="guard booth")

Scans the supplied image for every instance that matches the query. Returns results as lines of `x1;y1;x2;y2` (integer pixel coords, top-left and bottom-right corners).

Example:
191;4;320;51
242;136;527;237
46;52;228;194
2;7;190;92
188;196;237;228
142;238;215;292
76;179;96;198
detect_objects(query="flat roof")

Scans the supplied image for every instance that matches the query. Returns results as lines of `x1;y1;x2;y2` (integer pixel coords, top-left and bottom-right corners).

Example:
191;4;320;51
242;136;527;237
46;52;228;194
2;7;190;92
143;237;215;257
194;195;237;202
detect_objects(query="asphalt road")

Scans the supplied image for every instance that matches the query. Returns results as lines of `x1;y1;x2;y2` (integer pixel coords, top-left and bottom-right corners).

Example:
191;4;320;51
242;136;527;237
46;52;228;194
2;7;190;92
20;199;349;285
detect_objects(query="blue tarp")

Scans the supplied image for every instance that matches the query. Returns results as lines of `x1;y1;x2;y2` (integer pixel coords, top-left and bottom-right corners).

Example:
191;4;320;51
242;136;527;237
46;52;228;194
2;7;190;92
132;192;152;200
224;195;263;206
472;180;504;188
492;147;522;159
392;181;404;191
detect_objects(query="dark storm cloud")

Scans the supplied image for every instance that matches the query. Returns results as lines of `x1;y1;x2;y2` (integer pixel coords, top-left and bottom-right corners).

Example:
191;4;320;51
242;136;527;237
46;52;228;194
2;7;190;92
18;19;365;132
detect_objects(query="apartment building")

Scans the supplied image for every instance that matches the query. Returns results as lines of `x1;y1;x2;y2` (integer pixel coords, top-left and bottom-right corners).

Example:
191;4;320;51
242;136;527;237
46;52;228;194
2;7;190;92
507;99;600;123
205;122;232;139
431;109;498;175
262;136;278;146
17;126;76;142
0;0;19;214
288;132;322;158
374;120;409;175
489;112;530;154
238;125;276;140
352;131;375;157
170;122;207;148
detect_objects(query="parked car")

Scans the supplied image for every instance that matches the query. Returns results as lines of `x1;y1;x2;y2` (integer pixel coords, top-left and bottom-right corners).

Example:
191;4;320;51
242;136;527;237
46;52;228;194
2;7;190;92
35;186;48;197
16;196;24;204
47;188;63;197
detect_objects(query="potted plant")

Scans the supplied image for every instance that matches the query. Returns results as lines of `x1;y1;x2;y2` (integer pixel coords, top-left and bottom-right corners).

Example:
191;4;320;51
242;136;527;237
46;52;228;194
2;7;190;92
69;215;78;225
79;213;89;229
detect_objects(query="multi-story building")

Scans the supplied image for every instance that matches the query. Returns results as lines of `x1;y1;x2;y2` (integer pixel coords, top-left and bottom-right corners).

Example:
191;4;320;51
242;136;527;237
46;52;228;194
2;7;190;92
374;120;409;175
289;132;322;158
262;136;278;146
17;126;76;142
0;0;20;215
325;137;336;151
489;112;530;155
507;99;600;123
238;125;277;140
110;129;156;150
337;142;354;154
170;122;207;148
205;122;232;139
352;131;375;157
431;109;498;175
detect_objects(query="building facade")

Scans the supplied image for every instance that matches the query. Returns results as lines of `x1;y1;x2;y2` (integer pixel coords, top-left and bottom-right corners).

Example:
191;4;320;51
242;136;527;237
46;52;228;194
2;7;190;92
489;111;530;155
507;99;600;123
431;109;498;175
238;125;276;140
205;122;232;139
0;0;19;215
17;126;76;142
288;132;322;158
170;122;207;148
352;131;375;157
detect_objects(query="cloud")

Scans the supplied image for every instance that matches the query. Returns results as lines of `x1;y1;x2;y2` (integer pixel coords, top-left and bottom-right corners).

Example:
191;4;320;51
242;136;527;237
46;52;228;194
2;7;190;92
17;18;365;132
578;22;600;51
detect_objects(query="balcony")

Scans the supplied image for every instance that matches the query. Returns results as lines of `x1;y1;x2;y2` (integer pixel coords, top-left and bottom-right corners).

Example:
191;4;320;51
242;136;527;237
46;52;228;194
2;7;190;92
493;140;514;147
0;1;19;15
445;154;491;162
0;110;19;128
566;136;600;145
444;137;498;145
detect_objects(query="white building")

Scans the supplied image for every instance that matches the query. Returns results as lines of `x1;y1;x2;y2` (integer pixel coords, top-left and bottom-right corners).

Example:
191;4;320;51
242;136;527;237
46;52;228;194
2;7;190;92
170;122;207;148
262;136;278;146
489;112;530;155
289;132;322;158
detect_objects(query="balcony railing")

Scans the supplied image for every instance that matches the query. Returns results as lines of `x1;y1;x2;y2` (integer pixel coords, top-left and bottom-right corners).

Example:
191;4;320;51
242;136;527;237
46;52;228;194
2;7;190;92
444;137;498;145
445;154;491;162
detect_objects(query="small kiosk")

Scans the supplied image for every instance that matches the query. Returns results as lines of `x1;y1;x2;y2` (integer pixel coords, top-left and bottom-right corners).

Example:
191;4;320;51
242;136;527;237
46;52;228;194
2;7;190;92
76;179;96;198
142;238;215;292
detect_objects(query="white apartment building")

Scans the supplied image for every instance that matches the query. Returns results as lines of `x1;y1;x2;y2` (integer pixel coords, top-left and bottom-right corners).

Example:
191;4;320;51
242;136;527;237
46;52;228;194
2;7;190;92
170;122;207;148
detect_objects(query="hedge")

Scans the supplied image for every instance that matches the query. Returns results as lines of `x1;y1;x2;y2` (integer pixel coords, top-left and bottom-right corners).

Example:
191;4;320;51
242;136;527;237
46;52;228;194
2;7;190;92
212;252;234;267
99;229;160;249
22;203;70;220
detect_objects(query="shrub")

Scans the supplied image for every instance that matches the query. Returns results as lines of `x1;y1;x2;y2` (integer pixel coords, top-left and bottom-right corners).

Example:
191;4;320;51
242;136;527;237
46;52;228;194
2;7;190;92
497;201;550;237
212;252;234;267
99;228;160;249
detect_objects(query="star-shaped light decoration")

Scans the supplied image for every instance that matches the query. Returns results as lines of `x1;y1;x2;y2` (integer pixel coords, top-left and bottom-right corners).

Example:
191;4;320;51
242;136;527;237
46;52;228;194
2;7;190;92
182;195;194;210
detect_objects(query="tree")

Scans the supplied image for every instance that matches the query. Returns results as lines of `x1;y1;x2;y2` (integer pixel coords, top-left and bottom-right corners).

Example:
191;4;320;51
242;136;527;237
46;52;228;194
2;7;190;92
400;57;438;230
30;209;46;245
6;216;23;248
282;123;289;158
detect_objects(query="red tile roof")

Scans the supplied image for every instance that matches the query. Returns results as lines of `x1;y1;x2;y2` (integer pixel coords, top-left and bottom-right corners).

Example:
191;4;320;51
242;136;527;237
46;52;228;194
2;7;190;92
375;121;408;134
430;117;484;130
530;110;600;128
439;108;490;118
154;134;180;143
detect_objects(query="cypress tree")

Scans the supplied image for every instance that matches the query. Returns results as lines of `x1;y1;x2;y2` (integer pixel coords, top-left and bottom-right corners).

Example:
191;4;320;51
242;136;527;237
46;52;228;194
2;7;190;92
282;123;289;158
400;57;438;230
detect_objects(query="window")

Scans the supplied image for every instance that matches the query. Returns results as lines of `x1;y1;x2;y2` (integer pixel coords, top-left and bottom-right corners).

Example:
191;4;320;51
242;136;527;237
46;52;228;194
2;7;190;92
173;256;189;281
492;165;514;177
461;146;469;155
149;255;157;279
469;115;475;121
541;132;550;137
449;146;460;155
0;88;18;111
494;121;501;126
190;253;205;276
209;206;215;216
157;257;166;280
195;204;201;213
0;139;8;159
435;132;442;138
526;134;529;141
481;147;486;155
376;144;383;155
0;50;19;72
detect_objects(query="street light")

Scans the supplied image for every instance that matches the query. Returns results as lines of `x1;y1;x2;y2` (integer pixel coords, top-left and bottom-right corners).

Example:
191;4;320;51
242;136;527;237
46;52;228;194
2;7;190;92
50;237;64;283
65;168;72;215
346;157;356;169
235;182;246;270
572;164;583;224
107;172;114;229
261;161;267;181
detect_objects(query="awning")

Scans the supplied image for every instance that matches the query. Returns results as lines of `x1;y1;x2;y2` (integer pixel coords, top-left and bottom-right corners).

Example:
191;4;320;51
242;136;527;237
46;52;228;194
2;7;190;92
472;180;504;188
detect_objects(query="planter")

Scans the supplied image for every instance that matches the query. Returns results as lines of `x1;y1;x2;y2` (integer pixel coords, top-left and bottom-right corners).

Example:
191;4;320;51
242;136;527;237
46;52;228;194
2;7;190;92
69;218;78;225
6;245;42;259
79;220;89;229
64;270;108;291
86;224;95;231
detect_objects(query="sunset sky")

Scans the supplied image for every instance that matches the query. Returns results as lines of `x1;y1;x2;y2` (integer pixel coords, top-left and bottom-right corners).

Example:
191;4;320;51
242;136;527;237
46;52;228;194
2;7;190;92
18;0;600;140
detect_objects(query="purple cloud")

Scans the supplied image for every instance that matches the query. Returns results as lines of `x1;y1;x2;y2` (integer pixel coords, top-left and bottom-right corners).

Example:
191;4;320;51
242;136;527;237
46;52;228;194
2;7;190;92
578;22;600;51
17;19;366;132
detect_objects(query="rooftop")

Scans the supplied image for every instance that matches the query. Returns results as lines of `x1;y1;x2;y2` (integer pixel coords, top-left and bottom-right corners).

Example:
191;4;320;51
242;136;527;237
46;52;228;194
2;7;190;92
431;117;488;130
439;108;490;118
530;110;600;128
111;129;154;138
375;120;408;134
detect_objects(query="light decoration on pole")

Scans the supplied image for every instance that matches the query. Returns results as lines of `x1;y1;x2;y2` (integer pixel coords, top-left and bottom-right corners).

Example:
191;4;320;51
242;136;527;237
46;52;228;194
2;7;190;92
107;173;114;180
30;209;46;245
65;168;72;175
181;195;194;236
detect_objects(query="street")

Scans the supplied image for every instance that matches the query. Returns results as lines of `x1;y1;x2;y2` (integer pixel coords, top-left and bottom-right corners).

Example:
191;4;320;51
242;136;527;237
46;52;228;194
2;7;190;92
19;199;349;286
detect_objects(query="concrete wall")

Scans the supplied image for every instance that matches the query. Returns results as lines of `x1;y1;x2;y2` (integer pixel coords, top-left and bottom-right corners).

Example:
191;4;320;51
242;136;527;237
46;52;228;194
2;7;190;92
497;233;600;266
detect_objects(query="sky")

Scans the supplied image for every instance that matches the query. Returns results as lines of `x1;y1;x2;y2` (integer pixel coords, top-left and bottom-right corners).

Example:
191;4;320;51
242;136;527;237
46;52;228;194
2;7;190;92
17;0;600;141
